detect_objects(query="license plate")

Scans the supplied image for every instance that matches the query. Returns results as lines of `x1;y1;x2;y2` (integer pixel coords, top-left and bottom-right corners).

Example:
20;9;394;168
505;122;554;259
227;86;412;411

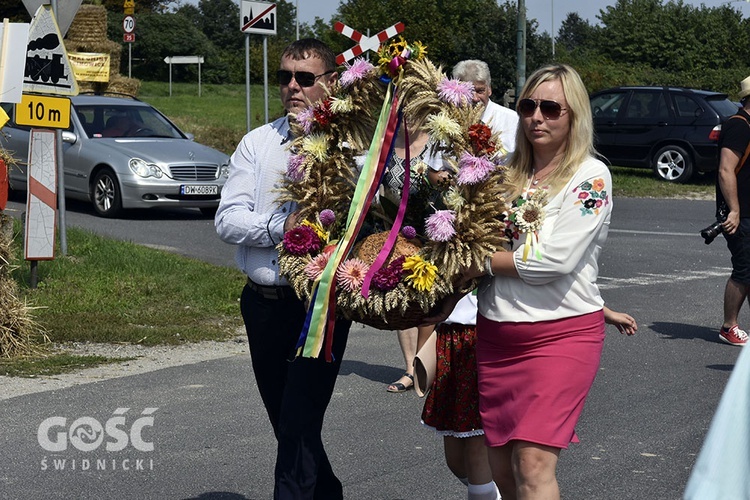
181;185;218;195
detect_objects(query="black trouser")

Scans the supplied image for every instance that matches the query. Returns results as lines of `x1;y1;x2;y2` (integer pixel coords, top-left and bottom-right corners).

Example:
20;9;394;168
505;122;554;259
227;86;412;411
240;284;351;500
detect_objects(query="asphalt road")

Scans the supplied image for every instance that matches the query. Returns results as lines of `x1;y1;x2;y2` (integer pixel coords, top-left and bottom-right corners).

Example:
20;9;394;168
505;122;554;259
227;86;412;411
0;195;744;499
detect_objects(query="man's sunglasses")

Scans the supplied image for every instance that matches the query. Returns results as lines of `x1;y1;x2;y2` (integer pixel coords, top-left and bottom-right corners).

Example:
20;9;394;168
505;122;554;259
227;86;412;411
517;98;568;120
276;70;335;88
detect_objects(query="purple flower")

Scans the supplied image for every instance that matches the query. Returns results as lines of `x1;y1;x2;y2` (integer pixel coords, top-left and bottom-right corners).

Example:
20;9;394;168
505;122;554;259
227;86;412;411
425;210;457;242
401;226;417;239
295;107;316;135
373;256;407;291
283;225;321;256
287;154;306;182
456;152;495;185
436;78;475;107
319;209;336;227
340;58;375;87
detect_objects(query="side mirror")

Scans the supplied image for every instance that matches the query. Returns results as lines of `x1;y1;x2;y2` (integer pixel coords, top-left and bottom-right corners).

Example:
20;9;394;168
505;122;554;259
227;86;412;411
185;132;195;141
61;131;78;144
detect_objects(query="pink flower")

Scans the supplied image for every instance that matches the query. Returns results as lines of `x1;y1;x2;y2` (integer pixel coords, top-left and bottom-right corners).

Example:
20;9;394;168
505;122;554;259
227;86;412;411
425;210;456;242
287;154;306;182
436;78;474;107
304;252;330;281
340;58;375;87
401;226;417;240
319;209;336;227
283;225;321;256
295;107;316;135
456;152;495;185
336;258;369;292
578;191;589;199
373;256;407;291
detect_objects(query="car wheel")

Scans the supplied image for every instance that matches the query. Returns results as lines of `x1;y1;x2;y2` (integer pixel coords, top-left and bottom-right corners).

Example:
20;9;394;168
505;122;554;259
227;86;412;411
92;169;123;217
653;145;693;183
199;206;218;217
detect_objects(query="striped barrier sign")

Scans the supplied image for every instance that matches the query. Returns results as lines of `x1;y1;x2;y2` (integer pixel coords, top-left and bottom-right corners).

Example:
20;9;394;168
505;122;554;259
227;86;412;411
25;128;57;260
334;21;405;65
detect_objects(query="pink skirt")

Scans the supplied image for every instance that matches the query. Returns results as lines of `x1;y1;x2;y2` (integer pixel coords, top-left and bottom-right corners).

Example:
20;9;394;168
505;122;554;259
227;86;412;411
476;310;605;449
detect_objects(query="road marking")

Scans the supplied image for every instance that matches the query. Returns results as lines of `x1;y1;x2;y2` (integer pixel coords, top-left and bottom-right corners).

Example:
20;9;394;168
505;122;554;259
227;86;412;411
609;228;699;237
599;268;730;290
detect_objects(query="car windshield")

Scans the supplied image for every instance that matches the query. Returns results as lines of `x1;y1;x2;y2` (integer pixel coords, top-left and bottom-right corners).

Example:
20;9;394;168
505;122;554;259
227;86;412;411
74;104;184;139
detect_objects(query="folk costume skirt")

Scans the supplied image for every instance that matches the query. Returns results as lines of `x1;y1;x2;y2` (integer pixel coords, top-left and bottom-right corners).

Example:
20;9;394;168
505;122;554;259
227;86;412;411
421;323;483;437
476;310;605;449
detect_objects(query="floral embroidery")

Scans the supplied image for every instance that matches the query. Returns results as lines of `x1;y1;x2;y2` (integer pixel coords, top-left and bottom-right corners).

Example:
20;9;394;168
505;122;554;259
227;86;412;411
573;178;609;216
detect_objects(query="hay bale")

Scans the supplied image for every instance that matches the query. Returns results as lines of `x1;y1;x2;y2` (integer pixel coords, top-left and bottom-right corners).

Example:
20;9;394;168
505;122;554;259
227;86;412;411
66;4;108;44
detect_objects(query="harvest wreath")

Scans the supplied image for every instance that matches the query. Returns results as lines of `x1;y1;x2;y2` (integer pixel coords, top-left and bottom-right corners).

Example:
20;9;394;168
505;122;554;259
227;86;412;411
278;38;510;358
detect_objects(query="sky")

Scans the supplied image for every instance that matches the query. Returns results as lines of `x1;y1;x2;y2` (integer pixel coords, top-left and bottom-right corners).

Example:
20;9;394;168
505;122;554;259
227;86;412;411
295;0;750;40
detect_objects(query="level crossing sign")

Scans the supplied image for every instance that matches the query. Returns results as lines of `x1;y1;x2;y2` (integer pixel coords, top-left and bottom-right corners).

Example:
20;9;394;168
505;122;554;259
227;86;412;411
334;21;405;65
23;5;79;96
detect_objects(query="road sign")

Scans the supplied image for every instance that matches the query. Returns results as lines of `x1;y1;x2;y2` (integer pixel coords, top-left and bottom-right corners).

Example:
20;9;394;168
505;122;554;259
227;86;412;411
240;1;276;35
23;5;79;96
334;22;405;65
25;128;57;261
15;94;70;129
163;56;204;64
21;0;81;37
123;0;135;15
123;15;135;33
124;33;135;43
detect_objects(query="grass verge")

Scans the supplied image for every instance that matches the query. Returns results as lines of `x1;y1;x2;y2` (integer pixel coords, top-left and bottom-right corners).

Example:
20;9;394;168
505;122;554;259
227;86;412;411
3;221;245;377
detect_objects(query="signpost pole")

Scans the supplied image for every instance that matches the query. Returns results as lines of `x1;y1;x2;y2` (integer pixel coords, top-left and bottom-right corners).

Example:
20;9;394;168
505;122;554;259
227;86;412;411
245;34;251;132
263;36;268;124
128;42;131;78
49;0;67;256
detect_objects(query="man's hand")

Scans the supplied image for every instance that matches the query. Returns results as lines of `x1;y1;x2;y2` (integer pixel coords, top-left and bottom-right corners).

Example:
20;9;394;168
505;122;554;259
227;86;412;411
723;210;741;235
284;210;301;232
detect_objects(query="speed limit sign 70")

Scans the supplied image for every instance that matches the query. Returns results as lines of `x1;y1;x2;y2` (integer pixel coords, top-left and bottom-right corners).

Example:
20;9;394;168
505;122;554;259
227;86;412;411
123;15;135;33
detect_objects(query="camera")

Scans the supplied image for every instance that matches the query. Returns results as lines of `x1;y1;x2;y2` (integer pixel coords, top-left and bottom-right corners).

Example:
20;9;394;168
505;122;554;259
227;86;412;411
700;203;729;245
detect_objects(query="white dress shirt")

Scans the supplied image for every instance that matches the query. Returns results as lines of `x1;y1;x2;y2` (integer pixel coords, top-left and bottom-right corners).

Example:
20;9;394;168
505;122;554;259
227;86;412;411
478;157;612;323
215;116;296;286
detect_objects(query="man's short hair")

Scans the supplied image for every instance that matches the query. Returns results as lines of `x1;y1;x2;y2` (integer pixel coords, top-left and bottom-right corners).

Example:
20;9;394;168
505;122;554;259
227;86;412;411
281;39;336;72
452;59;492;87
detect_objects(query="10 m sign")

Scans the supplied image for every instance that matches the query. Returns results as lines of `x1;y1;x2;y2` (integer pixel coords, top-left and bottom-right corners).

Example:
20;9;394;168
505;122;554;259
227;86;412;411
15;95;71;129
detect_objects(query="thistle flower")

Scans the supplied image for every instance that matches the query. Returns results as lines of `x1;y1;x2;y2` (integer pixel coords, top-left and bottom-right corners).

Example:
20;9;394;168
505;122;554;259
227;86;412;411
283;225;321;256
402;255;438;292
425;112;462;142
340;58;375;87
319;209;336;227
295;107;316;135
304;252;330;281
401;226;417;239
443;186;466;210
425;210;456;242
329;95;354;114
301;133;329;162
336;258;369;292
456;152;495;185
286;154;307;182
436;78;474;107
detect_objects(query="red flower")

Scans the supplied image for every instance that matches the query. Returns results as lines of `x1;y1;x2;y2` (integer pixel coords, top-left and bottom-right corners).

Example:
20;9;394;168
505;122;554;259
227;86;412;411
468;123;496;156
283;226;322;256
578;191;589;200
313;99;334;128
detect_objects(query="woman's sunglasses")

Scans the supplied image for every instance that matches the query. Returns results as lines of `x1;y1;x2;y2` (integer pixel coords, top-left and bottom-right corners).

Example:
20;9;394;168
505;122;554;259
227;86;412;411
517;98;568;120
276;70;334;88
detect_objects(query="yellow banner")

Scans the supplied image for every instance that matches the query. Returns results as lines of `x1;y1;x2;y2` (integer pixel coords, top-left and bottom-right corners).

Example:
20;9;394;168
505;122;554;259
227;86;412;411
68;52;111;83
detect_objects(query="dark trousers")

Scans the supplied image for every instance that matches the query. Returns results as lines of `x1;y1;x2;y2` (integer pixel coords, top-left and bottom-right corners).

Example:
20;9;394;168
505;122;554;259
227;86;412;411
240;284;351;500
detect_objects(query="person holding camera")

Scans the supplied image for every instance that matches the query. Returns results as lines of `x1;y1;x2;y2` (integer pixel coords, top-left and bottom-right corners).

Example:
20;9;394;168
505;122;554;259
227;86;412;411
715;76;750;346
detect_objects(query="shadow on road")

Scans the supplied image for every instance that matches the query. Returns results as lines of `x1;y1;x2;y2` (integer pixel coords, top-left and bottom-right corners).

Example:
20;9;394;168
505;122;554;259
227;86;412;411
650;321;717;343
339;359;404;385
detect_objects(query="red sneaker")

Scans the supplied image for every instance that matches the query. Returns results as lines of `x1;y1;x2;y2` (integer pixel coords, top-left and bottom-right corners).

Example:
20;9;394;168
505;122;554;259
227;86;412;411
719;325;748;346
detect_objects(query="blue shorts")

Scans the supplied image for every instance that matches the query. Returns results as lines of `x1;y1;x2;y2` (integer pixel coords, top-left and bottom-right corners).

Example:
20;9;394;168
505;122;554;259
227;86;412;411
725;218;750;285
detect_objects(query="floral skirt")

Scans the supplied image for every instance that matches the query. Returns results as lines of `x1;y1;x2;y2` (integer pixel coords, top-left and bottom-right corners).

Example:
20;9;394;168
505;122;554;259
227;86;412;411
421;323;484;438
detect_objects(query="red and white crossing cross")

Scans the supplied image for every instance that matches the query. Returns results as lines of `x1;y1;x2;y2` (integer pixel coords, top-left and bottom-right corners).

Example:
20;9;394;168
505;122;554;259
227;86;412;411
334;21;405;65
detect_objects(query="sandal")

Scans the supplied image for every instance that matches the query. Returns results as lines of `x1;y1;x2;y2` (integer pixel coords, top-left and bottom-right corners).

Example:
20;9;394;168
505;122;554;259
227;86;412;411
386;373;414;393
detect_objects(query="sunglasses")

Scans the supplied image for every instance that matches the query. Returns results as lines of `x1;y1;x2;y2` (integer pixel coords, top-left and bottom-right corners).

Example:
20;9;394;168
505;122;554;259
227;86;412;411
276;70;334;88
517;98;568;120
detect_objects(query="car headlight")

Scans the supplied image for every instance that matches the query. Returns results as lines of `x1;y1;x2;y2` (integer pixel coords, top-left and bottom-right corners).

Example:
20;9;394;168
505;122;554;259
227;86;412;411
129;158;164;178
219;163;229;178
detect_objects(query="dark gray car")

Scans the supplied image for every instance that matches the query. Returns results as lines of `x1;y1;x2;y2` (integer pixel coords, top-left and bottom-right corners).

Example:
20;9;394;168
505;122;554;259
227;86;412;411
590;86;739;183
1;95;229;217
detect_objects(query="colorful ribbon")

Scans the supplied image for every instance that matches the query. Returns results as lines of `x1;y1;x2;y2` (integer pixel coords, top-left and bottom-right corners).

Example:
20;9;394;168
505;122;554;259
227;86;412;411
297;83;402;360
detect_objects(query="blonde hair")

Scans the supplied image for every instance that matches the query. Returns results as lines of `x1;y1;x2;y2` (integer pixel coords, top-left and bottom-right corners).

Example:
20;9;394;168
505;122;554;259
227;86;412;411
506;64;594;199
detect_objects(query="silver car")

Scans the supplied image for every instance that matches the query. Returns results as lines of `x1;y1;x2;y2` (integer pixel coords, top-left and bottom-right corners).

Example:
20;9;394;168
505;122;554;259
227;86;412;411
1;94;229;217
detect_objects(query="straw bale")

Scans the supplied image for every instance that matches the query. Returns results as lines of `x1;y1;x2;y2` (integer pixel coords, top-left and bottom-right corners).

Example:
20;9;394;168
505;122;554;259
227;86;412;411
66;5;108;43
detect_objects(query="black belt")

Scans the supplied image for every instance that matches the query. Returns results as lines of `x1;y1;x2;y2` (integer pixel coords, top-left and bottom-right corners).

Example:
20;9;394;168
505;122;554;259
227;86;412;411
246;278;296;300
